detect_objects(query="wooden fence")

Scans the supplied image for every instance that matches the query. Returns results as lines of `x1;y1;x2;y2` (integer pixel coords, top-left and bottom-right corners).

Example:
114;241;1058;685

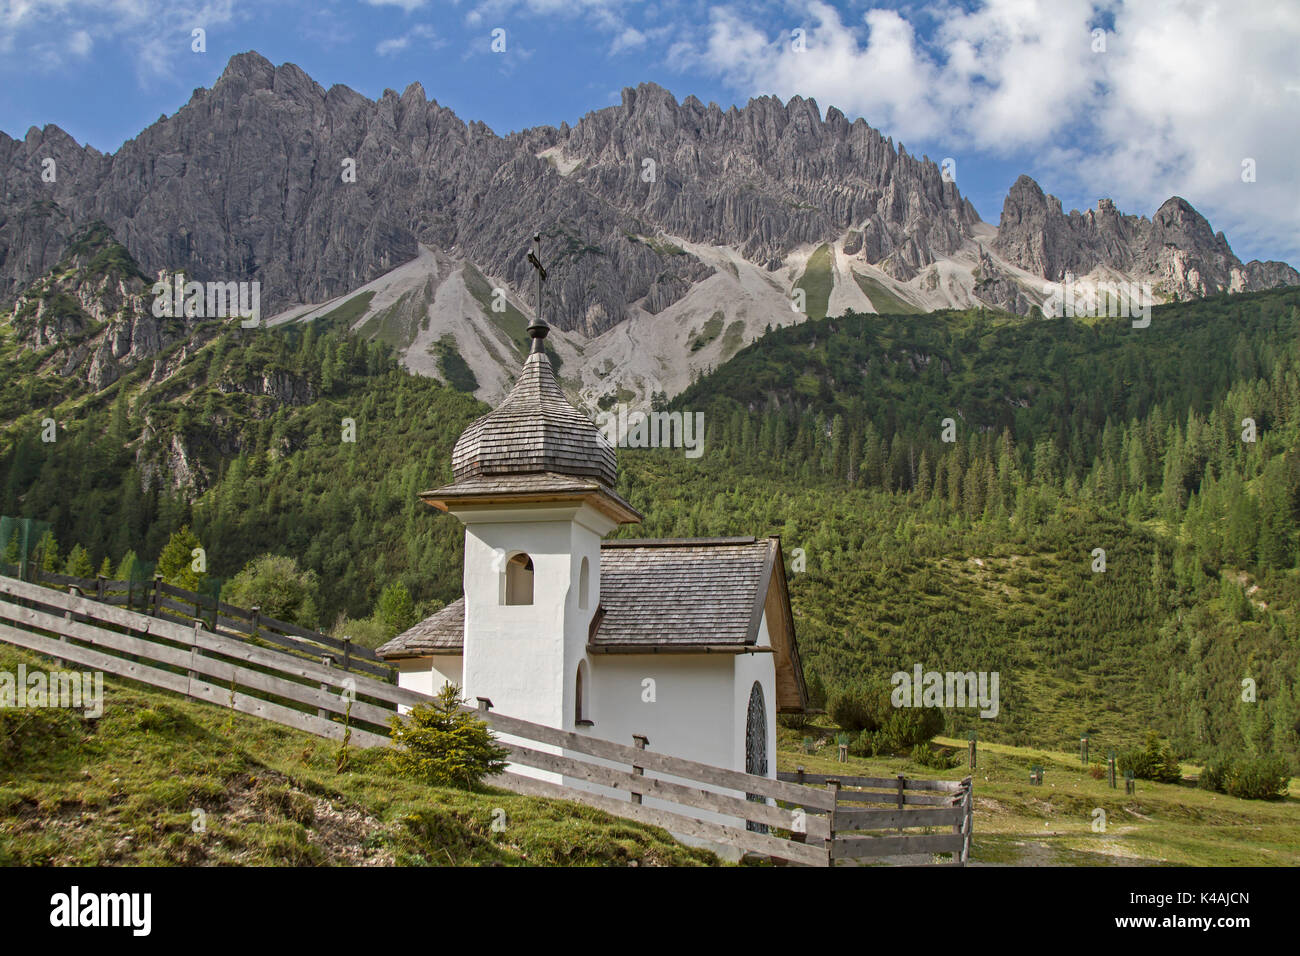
0;574;970;866
779;769;972;864
29;568;390;680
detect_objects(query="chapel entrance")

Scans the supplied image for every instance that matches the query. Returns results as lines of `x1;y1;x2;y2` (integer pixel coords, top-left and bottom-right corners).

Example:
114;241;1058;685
745;681;768;833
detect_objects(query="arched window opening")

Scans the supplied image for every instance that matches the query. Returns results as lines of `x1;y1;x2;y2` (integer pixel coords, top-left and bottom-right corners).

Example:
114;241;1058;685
575;660;592;727
578;556;590;610
504;552;534;605
745;681;768;833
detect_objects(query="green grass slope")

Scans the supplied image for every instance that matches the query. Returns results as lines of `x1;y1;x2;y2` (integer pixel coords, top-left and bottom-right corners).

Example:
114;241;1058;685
778;718;1300;866
0;642;716;866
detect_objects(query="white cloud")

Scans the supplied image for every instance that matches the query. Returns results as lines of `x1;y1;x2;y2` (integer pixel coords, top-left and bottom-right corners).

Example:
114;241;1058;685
609;25;644;54
362;0;428;11
674;0;1300;261
0;0;238;81
466;0;632;32
375;23;439;56
67;28;92;56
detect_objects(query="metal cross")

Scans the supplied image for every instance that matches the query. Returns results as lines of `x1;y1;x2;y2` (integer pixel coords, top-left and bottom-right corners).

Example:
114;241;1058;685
526;232;548;351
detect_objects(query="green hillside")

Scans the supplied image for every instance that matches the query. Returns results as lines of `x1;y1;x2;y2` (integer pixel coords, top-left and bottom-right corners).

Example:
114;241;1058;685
0;642;714;866
2;252;1298;779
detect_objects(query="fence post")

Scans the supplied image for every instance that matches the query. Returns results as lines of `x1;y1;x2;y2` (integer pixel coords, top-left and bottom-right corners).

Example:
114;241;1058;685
56;584;78;668
951;782;963;863
96;574;105;603
825;779;840;866
318;655;335;720
896;773;907;834
968;730;977;770
631;734;649;805
249;605;260;642
961;777;973;865
150;575;162;618
1108;750;1117;789
342;636;352;673
188;619;203;694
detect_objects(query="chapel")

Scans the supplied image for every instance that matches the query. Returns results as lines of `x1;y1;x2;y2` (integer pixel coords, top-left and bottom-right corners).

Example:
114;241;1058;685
376;303;808;797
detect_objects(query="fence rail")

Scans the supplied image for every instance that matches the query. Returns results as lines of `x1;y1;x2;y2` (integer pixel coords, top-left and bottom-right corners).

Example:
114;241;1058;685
778;770;973;864
26;567;390;680
0;573;971;866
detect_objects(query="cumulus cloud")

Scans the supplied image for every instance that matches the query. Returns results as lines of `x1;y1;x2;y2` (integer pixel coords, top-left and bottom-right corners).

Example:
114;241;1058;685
376;23;441;56
673;0;1300;260
0;0;238;81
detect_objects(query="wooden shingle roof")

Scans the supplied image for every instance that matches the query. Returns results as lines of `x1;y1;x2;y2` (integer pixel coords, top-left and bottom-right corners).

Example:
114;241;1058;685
376;597;464;657
451;350;616;487
376;537;809;711
592;538;770;648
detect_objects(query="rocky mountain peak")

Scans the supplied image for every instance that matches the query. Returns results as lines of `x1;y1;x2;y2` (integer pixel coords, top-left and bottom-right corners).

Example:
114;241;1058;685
0;51;1293;353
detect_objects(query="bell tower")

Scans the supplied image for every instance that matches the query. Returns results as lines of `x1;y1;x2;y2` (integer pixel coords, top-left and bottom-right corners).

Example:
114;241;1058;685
418;234;641;729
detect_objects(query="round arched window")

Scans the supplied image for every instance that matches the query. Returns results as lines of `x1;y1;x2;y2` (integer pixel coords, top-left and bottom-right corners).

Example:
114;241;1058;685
505;552;534;605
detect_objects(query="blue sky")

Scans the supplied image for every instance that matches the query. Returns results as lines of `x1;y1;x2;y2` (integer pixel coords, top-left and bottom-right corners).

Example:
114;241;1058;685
2;0;1297;264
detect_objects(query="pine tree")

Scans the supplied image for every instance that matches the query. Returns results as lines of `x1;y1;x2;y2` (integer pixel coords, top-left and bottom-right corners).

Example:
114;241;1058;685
157;525;202;590
38;531;60;573
65;544;94;579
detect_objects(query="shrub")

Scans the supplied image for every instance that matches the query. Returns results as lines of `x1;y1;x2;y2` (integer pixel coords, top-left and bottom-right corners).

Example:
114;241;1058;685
829;679;891;733
1119;731;1182;783
1088;763;1106;780
778;713;811;730
851;705;945;757
911;743;960;770
1198;761;1227;792
1223;756;1289;800
223;554;321;628
388;685;508;789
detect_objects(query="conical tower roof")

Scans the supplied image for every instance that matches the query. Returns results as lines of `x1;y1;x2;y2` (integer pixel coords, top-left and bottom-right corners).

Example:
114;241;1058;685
451;349;617;487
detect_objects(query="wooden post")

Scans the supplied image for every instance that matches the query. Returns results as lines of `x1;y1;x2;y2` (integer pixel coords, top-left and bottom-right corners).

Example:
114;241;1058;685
56;585;78;668
1080;736;1089;765
951;778;969;865
968;730;977;770
249;605;261;641
96;574;105;603
188;619;203;692
961;777;973;864
342;635;352;673
825;779;840;866
789;765;809;847
896;773;906;834
631;734;649;805
1108;750;1117;789
318;655;334;719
